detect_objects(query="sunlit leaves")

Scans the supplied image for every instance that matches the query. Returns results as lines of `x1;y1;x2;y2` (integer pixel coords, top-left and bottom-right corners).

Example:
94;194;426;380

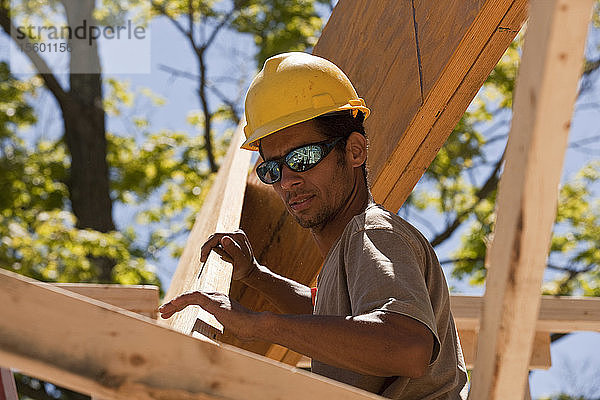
0;64;160;286
0;62;37;138
232;0;323;65
406;20;599;297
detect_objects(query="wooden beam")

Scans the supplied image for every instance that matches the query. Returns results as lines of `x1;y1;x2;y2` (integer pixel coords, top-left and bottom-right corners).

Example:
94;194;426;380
468;1;594;399
49;283;159;318
452;295;600;333
459;330;550;370
228;0;528;363
0;269;382;400
163;123;252;338
314;0;527;211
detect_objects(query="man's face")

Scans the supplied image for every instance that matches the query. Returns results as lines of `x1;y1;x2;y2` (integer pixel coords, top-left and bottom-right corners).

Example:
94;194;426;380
260;120;354;230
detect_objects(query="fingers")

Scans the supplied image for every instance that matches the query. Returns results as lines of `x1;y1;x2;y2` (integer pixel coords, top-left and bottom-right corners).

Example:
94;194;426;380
200;234;224;262
220;236;246;261
212;245;234;263
199;230;248;263
159;291;208;319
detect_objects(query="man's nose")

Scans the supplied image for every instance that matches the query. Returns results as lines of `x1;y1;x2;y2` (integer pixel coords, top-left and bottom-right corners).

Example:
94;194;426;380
279;165;303;190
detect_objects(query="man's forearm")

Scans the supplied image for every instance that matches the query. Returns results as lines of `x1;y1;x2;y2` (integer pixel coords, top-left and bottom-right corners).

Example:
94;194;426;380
255;311;433;378
241;264;313;314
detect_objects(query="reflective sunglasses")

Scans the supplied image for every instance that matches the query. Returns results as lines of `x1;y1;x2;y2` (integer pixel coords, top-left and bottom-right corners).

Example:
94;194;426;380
256;137;343;184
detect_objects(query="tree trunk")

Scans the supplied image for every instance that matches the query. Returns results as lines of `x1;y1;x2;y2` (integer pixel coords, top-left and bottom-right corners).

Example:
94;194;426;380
60;0;115;282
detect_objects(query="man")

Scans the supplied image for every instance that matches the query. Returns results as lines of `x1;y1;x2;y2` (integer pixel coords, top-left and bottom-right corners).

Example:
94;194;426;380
159;52;468;399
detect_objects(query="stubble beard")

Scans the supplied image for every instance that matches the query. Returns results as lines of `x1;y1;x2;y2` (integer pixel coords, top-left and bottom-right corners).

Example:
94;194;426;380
294;202;337;229
293;155;351;230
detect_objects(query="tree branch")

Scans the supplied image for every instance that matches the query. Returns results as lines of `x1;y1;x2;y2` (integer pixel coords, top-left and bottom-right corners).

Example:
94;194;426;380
207;83;241;124
202;7;236;51
546;263;596;275
150;0;190;40
438;257;484;266
431;150;504;247
158;64;199;80
584;57;600;76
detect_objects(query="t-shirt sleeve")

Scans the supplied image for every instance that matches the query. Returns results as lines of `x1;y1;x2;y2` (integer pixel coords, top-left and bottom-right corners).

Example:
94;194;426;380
344;227;441;363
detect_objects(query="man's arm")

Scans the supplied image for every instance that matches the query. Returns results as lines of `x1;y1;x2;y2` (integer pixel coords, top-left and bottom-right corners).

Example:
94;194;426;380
241;264;313;314
261;310;433;378
159;292;433;378
200;230;312;314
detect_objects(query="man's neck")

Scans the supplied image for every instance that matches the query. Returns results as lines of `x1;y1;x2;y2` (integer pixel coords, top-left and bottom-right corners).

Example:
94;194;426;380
310;174;371;258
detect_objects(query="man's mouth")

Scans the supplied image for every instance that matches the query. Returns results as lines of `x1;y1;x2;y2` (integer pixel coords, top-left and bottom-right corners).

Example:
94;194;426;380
288;194;315;211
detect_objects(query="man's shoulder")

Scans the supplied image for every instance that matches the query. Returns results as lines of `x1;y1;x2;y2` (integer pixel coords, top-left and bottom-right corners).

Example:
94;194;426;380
350;201;416;235
342;202;432;262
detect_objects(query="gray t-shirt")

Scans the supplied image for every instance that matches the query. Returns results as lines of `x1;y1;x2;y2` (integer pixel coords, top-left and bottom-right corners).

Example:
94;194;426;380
312;202;468;399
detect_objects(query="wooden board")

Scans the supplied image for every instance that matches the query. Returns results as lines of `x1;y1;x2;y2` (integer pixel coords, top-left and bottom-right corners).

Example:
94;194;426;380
468;1;594;399
452;295;600;333
162;123;252;338
458;330;550;370
0;269;383;400
314;0;527;211
227;0;527;362
50;283;159;318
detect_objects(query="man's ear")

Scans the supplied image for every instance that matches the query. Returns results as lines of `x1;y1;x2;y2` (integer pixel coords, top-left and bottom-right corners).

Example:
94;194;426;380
345;131;367;168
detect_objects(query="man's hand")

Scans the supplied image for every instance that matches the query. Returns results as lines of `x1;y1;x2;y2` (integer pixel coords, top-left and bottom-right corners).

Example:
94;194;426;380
159;291;260;341
200;230;259;281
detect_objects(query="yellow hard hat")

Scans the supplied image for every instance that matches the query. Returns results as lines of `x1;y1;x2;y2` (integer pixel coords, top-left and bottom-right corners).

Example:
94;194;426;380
241;52;370;151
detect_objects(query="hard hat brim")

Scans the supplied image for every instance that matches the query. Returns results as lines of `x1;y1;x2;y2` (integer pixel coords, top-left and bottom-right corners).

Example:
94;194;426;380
240;103;370;151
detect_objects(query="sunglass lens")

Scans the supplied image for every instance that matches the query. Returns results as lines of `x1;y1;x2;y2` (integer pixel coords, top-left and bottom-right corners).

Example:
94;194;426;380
286;145;323;172
257;161;281;184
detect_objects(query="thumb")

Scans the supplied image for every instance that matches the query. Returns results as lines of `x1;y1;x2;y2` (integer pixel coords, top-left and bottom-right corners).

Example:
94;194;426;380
220;236;247;261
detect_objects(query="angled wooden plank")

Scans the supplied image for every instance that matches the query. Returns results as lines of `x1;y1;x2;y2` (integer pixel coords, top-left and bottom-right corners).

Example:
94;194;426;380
229;0;527;362
451;295;600;333
50;283;159;318
0;269;382;400
315;0;422;180
315;0;527;212
468;1;595;399
163;123;252;337
458;330;551;370
0;369;18;400
376;0;527;211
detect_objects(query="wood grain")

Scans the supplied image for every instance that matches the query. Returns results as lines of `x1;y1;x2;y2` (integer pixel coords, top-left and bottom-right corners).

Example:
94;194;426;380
468;1;594;398
0;269;383;400
459;330;551;370
162;123;252;338
51;283;159;319
451;295;600;333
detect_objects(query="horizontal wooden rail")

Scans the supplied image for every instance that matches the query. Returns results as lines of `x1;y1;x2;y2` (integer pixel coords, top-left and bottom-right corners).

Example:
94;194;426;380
0;269;382;400
48;283;159;319
451;295;600;333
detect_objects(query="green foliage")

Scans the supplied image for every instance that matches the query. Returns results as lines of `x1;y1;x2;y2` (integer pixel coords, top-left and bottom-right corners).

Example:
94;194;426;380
232;0;325;65
543;162;600;296
0;62;38;138
107;128;224;259
150;0;326;67
0;63;159;286
3;0;329;289
406;19;600;295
